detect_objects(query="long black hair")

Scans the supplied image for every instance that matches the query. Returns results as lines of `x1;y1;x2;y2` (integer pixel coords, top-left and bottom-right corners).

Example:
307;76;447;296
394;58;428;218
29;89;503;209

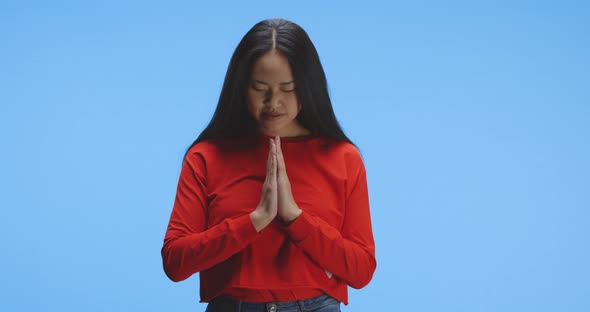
184;18;354;161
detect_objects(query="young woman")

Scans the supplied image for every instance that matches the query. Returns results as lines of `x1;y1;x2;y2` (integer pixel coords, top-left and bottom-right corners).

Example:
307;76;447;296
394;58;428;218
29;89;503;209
161;18;376;312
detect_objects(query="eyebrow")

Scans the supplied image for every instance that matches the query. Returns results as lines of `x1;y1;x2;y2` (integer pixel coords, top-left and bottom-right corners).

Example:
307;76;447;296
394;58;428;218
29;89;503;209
253;79;294;85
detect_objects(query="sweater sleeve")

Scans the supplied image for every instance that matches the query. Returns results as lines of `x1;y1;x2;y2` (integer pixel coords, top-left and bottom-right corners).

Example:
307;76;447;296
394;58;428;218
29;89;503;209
284;154;376;289
161;151;260;282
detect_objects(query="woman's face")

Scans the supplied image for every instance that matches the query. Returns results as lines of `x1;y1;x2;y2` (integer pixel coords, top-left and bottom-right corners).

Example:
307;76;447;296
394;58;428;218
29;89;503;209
246;49;308;137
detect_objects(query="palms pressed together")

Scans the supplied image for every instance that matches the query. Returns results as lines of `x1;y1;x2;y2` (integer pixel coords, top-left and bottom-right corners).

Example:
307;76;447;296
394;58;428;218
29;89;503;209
251;136;302;231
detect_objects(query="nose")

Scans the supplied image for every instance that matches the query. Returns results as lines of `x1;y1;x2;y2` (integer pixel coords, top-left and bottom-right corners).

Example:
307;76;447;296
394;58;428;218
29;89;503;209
263;91;282;110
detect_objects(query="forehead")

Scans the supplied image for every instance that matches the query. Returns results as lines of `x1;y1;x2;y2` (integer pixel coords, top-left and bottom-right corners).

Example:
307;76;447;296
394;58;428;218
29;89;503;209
250;50;293;80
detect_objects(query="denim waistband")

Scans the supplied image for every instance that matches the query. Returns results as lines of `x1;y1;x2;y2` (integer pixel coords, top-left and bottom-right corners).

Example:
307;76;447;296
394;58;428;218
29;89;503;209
205;293;340;312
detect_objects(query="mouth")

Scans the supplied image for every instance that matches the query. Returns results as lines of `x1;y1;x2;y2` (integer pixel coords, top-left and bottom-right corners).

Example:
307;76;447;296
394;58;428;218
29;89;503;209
263;113;284;119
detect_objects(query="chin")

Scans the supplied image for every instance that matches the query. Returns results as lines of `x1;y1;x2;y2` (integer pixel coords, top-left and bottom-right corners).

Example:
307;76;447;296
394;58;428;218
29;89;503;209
261;129;281;136
260;123;284;133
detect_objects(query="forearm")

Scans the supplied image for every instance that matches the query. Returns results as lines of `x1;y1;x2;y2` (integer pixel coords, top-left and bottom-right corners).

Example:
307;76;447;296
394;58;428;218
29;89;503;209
284;211;376;289
161;213;259;282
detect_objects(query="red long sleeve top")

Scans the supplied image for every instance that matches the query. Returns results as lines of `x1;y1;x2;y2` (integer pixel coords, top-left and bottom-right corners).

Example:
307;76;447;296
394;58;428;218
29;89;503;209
161;133;376;305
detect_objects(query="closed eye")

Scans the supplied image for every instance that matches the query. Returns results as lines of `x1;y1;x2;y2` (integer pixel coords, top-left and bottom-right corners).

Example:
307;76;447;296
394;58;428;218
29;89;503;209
251;86;295;93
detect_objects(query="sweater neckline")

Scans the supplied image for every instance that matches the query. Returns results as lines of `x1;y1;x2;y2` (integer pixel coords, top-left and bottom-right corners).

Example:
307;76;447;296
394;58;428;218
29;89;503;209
256;132;319;143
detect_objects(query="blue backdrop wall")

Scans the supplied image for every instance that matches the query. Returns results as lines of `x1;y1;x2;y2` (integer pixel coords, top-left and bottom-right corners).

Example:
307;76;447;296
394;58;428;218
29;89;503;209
1;1;588;311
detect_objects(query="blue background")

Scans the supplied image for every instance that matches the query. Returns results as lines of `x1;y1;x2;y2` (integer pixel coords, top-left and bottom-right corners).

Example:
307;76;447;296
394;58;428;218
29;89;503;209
1;1;588;311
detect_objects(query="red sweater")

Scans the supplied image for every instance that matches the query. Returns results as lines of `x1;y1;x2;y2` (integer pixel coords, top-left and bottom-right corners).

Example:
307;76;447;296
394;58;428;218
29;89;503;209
161;133;376;305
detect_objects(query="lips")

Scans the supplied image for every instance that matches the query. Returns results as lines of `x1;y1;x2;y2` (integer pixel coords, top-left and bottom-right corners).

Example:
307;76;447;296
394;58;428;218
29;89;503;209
263;113;283;119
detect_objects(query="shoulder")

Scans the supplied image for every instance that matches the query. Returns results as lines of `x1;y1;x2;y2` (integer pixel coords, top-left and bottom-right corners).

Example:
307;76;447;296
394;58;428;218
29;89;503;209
314;139;366;181
185;140;217;157
319;139;364;167
183;141;214;163
185;137;246;157
183;138;251;170
317;140;368;196
181;140;223;176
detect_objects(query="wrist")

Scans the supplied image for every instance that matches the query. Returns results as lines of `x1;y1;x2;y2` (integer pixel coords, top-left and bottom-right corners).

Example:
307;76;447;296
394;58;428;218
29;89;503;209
250;210;274;232
282;207;302;225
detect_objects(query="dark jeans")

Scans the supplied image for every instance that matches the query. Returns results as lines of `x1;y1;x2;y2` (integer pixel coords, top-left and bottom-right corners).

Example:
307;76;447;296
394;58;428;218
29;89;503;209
205;294;341;312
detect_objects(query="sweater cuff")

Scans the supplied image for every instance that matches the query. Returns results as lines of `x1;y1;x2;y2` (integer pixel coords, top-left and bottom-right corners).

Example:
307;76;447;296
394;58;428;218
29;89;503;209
284;210;314;242
233;213;260;239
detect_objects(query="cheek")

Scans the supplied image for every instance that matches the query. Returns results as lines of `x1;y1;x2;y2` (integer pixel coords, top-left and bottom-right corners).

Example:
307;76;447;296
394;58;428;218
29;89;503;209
292;97;302;114
246;94;260;115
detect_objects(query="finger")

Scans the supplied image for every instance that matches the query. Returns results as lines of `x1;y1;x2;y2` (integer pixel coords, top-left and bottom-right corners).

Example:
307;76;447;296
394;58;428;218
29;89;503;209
268;139;273;160
268;139;277;173
271;140;278;183
275;137;286;173
266;139;273;182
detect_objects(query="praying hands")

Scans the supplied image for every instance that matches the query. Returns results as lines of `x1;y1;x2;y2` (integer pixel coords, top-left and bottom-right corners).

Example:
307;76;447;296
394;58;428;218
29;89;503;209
250;137;302;232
